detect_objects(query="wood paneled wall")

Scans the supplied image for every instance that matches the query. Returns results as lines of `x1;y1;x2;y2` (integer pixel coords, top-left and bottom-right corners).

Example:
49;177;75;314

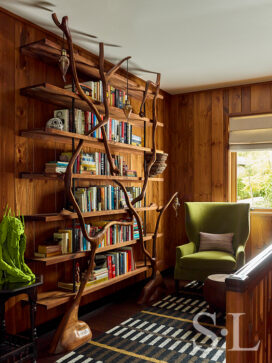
3;4;272;336
169;83;272;263
0;8;171;333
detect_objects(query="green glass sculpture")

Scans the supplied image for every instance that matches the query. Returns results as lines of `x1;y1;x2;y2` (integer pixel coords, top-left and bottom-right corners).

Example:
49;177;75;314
0;208;35;284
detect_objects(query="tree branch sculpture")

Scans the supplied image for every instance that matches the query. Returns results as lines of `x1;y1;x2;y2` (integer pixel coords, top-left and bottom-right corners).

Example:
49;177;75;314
49;13;179;355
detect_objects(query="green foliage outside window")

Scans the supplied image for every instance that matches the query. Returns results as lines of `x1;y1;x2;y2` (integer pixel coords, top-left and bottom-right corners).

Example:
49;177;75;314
237;150;272;209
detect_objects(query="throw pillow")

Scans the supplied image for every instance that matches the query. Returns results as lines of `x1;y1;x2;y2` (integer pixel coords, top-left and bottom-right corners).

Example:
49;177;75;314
199;232;234;254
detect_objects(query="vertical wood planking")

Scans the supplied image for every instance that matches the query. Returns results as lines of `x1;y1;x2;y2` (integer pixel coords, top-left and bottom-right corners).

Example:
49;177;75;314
193;92;212;201
251;84;271;112
0;8;170;333
0;12;15;217
241;86;251;113
169;82;272;269
211;89;224;201
229;87;241;114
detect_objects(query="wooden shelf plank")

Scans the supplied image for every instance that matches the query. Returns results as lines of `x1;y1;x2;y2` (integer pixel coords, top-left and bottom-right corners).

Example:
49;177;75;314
20;38;163;101
20;173;164;183
20;83;163;128
20;128;164;155
21;266;150;309
28;233;163;266
24;204;159;222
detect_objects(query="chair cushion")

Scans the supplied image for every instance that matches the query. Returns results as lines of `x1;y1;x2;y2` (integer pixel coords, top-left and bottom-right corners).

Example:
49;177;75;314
179;250;237;272
199;232;234;254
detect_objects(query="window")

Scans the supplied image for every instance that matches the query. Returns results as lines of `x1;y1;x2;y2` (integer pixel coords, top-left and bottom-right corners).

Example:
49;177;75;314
229;113;272;209
237;150;272;208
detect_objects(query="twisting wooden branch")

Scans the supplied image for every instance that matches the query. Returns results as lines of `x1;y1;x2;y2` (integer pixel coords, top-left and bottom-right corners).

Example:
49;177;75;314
52;14;127;176
138;192;179;304
50;14;134;355
153;192;178;259
114;180;156;271
50;12;178;355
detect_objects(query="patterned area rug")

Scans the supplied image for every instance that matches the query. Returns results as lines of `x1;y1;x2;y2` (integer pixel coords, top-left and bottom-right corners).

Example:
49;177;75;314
57;286;226;362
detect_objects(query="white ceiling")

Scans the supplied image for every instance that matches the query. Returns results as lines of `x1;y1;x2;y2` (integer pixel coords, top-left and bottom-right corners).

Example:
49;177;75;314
1;0;272;94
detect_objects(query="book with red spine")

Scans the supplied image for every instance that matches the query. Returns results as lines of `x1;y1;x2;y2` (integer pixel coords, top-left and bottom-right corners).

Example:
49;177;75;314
107;255;112;279
112;264;116;278
121;122;125;143
127;249;132;271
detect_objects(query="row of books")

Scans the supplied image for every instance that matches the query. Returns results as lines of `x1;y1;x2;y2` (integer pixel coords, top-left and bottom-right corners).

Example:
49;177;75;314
53;109;142;146
59;151;131;176
106;247;135;278
75;221;139;250
35;219;141;257
75;186;142;212
65;81;126;108
57;247;135;292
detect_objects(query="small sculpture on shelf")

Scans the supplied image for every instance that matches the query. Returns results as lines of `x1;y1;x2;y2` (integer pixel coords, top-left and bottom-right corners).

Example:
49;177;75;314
58;48;70;82
46;117;64;131
75;262;80;284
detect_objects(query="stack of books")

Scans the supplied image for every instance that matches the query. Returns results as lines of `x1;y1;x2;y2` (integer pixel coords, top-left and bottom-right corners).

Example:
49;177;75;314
58;267;109;292
53;230;72;253
89;267;109;283
34;244;62;258
125;170;137;177
131;134;142;147
74;185;141;212
133;220;140;239
44;161;68;174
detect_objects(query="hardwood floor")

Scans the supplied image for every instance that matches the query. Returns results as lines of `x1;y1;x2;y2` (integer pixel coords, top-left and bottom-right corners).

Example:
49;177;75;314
36;274;176;362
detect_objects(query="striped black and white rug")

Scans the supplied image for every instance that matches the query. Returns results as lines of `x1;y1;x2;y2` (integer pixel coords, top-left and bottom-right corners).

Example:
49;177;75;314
57;289;225;362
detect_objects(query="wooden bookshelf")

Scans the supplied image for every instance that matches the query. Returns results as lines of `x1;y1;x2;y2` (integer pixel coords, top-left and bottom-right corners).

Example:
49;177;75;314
20;83;163;128
21;265;150;309
20;38;163;102
20;173;164;183
17;30;166;324
24;204;159;222
20;128;164;155
28;233;163;266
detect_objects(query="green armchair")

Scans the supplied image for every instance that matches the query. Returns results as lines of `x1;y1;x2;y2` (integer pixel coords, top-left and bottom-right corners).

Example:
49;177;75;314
174;202;250;285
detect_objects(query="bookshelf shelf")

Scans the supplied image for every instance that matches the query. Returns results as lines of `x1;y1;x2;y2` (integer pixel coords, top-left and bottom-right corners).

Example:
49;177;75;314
20;83;163;128
20;38;163;102
21;265;150;309
24;204;159;222
20;128;164;155
28;233;163;266
20;173;164;183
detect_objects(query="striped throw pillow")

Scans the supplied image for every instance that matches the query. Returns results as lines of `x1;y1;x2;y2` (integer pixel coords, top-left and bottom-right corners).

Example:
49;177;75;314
199;232;234;254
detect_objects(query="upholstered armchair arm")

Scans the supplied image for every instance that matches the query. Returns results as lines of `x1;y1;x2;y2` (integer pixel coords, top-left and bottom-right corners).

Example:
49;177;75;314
235;245;245;270
176;242;196;260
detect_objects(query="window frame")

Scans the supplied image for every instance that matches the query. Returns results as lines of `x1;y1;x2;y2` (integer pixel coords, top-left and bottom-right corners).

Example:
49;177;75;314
229;150;272;212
